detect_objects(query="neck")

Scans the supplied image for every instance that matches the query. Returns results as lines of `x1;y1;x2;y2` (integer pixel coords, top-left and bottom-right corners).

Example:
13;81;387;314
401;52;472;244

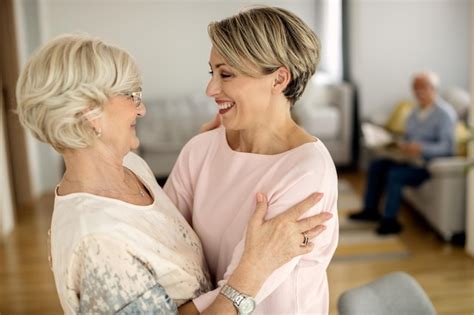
62;144;127;186
420;102;434;110
232;101;299;155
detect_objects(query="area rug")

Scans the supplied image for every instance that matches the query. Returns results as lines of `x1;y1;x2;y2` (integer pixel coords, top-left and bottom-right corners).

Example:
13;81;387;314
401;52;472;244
334;179;409;262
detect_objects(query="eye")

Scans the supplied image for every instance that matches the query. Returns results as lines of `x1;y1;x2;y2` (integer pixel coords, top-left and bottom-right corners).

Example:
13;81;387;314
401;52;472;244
208;70;214;76
220;72;233;79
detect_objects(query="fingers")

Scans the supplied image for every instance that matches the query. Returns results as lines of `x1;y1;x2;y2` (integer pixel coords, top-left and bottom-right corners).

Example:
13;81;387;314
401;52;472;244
297;212;332;232
304;224;327;241
283;192;323;221
199;114;221;133
299;242;315;255
249;193;269;225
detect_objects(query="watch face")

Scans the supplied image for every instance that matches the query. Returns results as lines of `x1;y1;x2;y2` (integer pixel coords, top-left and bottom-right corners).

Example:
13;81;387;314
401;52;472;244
239;298;256;314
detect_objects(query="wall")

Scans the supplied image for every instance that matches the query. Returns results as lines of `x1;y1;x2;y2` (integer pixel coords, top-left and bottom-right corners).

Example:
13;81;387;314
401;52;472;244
349;0;470;118
38;0;320;99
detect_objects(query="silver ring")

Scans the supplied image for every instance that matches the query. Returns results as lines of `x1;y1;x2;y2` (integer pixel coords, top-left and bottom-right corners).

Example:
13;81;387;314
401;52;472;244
300;232;309;247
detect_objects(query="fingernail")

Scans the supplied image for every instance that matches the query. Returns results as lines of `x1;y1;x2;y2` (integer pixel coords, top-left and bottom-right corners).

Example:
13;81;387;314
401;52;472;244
256;193;264;203
313;192;324;200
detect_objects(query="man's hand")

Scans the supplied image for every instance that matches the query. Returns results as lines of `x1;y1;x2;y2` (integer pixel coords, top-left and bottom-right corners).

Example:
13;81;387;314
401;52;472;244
398;142;422;157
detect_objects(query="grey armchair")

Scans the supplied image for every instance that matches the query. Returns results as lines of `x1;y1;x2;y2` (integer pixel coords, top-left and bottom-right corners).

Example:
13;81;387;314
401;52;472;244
338;272;436;315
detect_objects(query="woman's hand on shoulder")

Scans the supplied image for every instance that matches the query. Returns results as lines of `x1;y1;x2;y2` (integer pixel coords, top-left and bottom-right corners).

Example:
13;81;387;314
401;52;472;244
242;192;332;278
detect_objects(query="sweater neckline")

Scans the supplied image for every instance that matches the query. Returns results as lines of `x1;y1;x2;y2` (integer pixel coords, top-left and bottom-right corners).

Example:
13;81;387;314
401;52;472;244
218;126;319;158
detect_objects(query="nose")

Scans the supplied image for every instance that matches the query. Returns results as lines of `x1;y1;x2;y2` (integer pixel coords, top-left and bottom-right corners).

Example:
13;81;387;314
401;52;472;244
206;75;221;97
137;102;146;117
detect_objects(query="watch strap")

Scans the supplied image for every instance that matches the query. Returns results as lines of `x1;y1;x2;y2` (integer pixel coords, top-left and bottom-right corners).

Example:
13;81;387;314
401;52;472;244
220;284;255;314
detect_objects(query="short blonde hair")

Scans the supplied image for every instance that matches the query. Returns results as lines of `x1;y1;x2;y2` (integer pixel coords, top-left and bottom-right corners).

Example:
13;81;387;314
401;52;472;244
16;34;142;151
208;6;320;104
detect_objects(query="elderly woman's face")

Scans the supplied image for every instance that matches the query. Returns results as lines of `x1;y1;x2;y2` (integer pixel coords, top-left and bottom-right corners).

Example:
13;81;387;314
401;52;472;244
98;93;146;155
206;47;275;131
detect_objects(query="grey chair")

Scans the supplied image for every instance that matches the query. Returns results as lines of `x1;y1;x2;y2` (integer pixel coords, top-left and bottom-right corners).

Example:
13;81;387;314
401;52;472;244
338;272;436;315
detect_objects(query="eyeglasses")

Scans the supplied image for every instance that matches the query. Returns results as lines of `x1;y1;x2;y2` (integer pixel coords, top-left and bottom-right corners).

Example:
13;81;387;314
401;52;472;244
122;90;142;108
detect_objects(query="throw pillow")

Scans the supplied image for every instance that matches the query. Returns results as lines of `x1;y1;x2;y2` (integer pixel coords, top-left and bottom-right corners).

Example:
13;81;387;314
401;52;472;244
385;101;415;134
455;122;471;156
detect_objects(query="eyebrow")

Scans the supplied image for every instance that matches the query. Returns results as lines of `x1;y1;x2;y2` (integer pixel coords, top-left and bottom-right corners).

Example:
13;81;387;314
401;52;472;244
209;62;227;69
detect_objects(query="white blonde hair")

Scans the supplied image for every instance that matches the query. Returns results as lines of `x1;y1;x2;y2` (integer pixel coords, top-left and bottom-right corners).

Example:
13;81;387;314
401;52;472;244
16;34;142;151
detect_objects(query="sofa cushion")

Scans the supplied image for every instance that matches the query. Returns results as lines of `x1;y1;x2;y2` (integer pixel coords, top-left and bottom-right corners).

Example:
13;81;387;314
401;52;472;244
138;94;215;152
293;104;340;140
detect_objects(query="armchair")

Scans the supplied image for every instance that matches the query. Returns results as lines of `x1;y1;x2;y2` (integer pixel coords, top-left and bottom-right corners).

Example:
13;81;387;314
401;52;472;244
403;157;468;241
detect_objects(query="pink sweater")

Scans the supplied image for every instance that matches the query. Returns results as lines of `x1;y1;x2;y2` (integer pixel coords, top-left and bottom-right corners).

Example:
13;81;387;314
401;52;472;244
164;126;338;314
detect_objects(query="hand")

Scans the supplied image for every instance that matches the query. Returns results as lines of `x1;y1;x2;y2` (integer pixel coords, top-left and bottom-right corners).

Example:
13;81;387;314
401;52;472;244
240;192;331;279
399;142;422;157
199;114;221;133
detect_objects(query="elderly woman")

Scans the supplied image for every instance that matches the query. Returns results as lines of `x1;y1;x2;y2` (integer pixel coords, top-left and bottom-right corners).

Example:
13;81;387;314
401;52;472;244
16;34;331;314
164;7;339;314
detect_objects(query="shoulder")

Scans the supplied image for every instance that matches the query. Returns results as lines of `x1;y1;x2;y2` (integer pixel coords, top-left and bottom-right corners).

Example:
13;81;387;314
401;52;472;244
176;127;223;164
435;99;457;123
183;126;223;150
273;140;337;194
288;140;336;176
124;152;153;174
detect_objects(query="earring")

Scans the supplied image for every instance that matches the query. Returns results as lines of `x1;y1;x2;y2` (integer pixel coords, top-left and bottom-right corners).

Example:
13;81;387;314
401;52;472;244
94;127;102;138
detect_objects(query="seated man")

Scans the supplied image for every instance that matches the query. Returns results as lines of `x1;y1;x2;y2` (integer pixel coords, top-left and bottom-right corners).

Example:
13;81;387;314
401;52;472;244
350;71;457;235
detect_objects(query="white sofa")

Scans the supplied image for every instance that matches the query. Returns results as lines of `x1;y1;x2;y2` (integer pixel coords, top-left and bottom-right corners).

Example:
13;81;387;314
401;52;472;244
137;82;355;177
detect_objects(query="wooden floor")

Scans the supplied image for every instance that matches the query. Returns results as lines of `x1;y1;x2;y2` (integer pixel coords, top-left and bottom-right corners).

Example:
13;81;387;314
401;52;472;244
1;171;473;314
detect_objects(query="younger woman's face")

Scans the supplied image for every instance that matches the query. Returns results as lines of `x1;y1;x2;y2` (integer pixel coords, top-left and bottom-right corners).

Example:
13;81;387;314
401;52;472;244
206;47;276;131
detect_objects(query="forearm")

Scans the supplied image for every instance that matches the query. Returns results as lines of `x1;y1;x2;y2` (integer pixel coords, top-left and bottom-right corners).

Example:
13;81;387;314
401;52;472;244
179;258;267;315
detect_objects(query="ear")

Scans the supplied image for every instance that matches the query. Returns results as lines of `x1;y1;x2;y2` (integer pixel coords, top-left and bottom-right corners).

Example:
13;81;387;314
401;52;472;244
272;67;291;94
81;106;103;134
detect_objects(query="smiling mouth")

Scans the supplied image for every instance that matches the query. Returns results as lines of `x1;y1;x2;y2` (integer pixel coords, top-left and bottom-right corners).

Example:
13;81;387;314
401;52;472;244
218;102;235;115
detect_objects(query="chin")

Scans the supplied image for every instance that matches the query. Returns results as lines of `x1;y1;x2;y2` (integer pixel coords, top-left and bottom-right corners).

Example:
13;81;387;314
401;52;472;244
130;138;140;150
221;117;241;131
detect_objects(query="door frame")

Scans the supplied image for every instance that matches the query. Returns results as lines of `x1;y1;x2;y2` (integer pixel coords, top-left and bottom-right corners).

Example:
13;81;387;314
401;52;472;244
0;0;33;214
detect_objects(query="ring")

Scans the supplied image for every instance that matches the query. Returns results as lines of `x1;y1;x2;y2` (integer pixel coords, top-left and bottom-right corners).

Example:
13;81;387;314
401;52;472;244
300;232;309;247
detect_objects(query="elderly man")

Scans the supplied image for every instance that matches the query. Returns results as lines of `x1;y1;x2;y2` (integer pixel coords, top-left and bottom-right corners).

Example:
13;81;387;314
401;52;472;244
350;72;457;235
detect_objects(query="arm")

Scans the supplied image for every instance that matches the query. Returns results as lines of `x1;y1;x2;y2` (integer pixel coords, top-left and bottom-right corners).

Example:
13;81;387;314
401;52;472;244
179;192;331;315
419;116;455;159
190;171;338;312
403;110;455;160
164;117;221;221
70;235;178;314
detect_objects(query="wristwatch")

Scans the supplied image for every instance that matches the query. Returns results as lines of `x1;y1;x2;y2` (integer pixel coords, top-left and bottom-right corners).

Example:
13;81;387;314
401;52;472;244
220;284;256;315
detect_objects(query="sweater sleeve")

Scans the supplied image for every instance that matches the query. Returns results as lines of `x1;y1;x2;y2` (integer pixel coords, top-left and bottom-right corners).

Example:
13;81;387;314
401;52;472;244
68;235;178;314
192;167;339;312
419;114;455;160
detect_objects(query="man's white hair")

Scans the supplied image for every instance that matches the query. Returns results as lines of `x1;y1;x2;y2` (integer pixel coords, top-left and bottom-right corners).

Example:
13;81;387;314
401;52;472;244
413;71;440;90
